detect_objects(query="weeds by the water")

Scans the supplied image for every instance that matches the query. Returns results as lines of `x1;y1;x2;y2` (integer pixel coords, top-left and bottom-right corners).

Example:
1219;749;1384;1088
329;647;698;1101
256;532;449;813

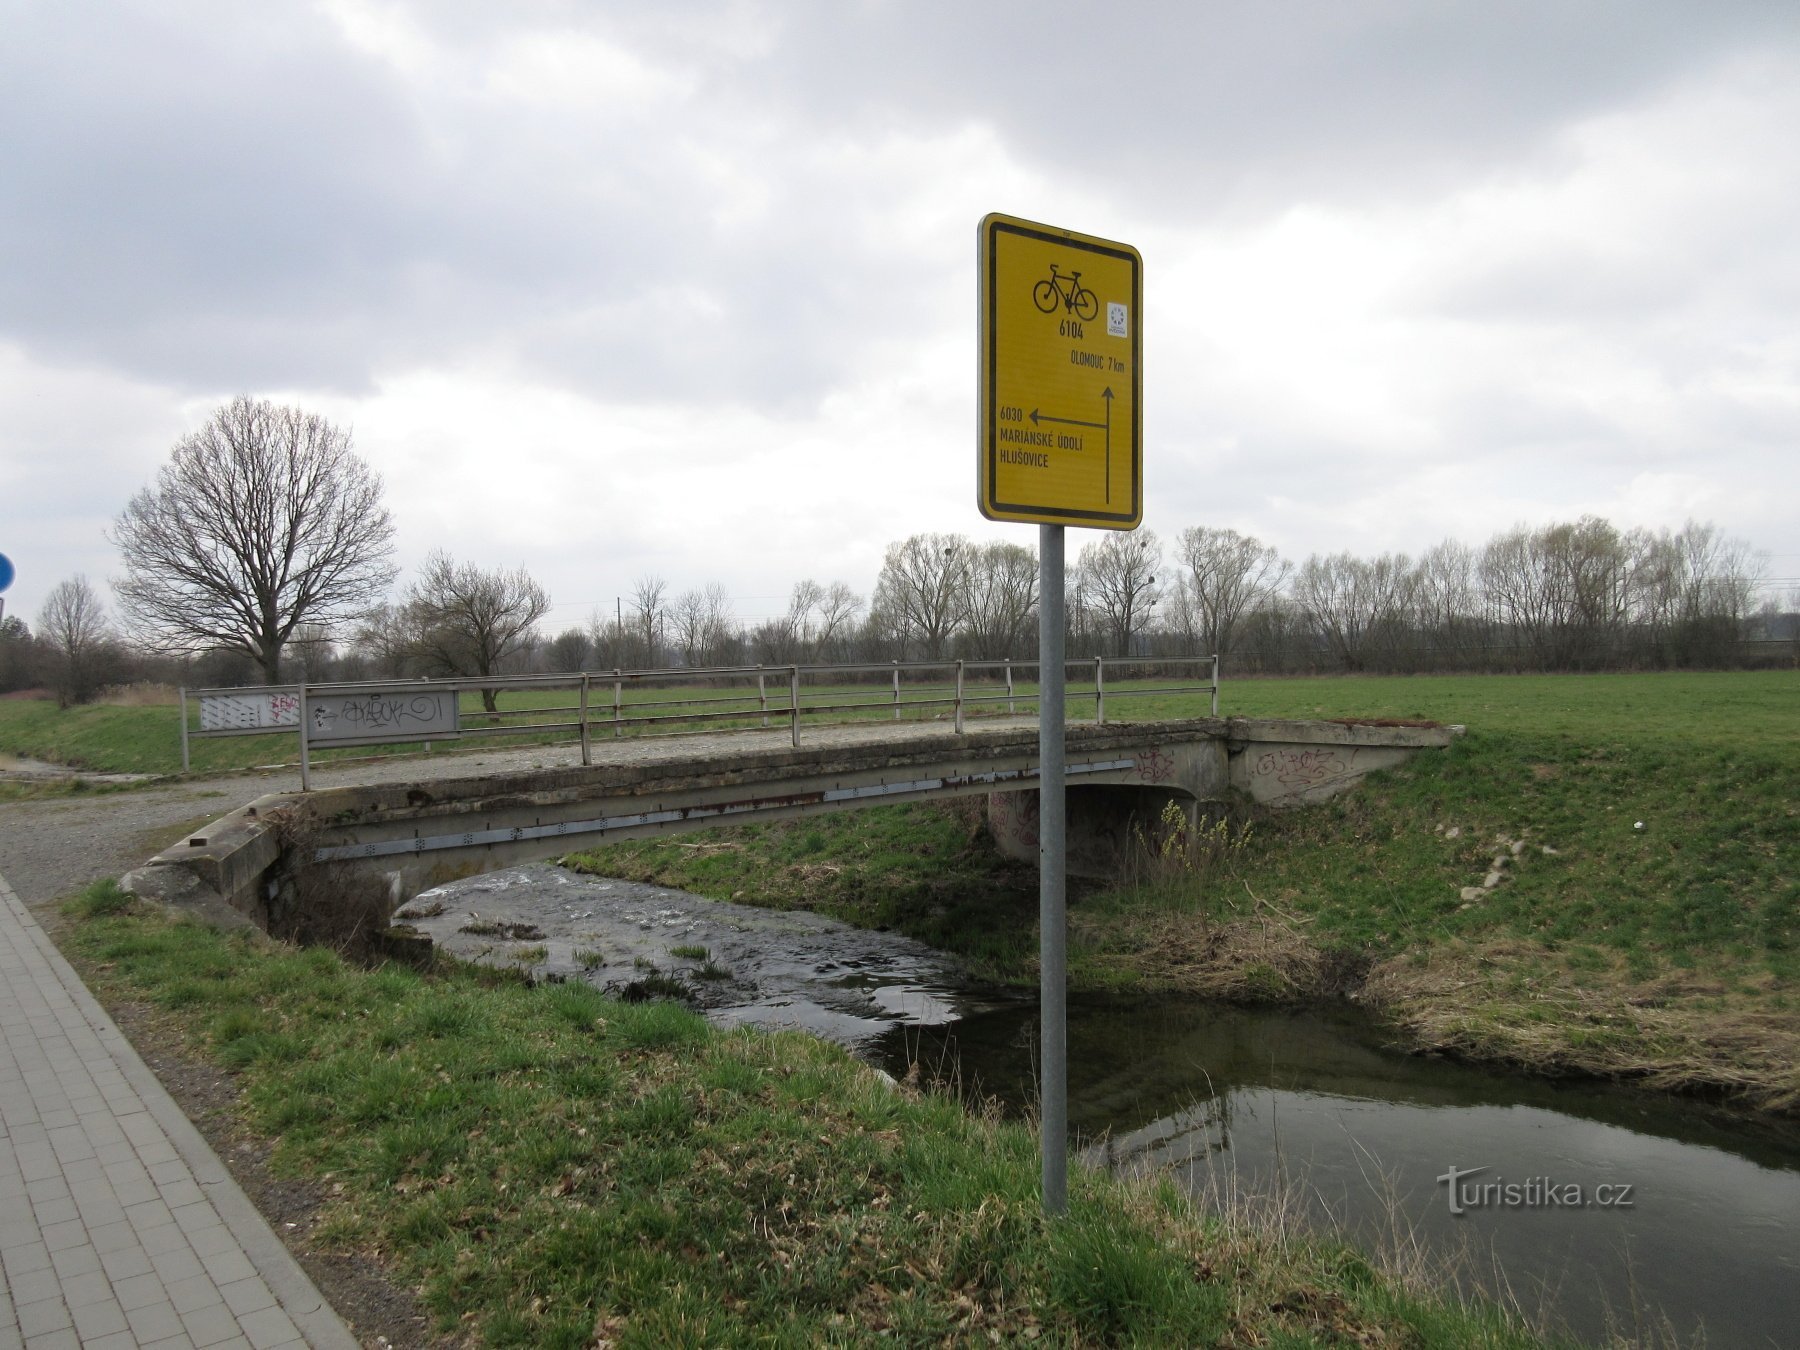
1126;798;1255;891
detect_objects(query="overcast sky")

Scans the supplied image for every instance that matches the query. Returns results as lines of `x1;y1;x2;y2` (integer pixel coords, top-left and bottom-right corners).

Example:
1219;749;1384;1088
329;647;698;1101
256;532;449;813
3;0;1796;634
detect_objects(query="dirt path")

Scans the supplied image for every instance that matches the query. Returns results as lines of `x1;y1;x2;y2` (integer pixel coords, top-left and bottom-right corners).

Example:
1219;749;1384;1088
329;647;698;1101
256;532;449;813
0;741;601;910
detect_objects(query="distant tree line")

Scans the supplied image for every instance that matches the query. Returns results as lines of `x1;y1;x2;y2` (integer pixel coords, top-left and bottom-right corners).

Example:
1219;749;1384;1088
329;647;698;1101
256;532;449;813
7;512;1790;706
6;395;1791;707
339;514;1785;683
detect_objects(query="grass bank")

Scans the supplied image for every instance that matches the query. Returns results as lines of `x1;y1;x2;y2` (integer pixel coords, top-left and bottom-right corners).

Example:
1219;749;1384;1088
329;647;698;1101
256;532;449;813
567;671;1798;1113
60;883;1541;1348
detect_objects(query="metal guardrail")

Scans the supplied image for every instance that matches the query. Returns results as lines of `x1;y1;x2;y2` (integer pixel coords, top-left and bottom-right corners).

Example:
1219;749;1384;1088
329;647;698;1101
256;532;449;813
180;655;1220;789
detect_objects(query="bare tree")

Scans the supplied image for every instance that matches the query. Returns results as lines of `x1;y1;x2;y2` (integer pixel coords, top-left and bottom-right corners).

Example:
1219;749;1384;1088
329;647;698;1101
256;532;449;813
587;606;629;670
1479;517;1630;669
672;583;737;667
1292;551;1408;671
750;616;800;665
38;575;112;707
962;541;1038;660
1411;539;1484;669
544;626;593;673
1079;529;1161;656
1065;570;1100;658
872;533;972;660
630;575;668;668
1236;596;1302;674
0;614;32;694
1633;520;1763;665
1550;517;1632;667
1175;527;1287;663
349;603;414;679
813;582;864;662
112;397;396;684
858;601;906;663
1478;526;1556;669
403;552;550;711
785;579;825;661
285;623;337;682
1161;573;1202;652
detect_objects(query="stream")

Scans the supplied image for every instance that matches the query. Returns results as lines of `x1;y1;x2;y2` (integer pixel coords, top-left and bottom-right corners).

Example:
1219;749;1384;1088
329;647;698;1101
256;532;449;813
398;865;1800;1347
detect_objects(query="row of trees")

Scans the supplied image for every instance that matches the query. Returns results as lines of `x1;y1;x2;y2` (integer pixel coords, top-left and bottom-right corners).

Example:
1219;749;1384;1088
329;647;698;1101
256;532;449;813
7;397;1786;706
349;515;1777;683
1173;517;1774;674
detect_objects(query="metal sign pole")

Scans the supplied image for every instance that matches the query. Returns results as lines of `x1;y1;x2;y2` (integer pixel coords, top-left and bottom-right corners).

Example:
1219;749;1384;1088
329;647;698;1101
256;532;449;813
978;211;1139;1216
296;683;311;792
1038;523;1068;1215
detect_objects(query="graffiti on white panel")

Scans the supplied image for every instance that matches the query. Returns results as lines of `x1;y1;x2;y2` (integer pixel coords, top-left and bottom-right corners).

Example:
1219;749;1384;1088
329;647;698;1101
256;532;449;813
306;692;459;743
198;691;301;731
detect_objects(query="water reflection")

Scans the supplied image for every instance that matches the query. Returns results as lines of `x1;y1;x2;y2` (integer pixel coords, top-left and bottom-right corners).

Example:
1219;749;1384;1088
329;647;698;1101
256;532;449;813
877;1000;1800;1347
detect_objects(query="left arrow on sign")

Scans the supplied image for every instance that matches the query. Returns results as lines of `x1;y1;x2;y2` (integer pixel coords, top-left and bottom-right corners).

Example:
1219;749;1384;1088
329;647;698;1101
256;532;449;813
1030;389;1116;502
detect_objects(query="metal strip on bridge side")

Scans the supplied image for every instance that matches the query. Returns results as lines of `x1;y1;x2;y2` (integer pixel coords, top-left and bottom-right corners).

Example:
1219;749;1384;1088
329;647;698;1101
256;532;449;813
312;757;1138;862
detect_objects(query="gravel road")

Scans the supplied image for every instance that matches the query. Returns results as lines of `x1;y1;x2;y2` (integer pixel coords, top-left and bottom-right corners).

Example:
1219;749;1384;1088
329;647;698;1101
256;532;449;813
0;740;600;910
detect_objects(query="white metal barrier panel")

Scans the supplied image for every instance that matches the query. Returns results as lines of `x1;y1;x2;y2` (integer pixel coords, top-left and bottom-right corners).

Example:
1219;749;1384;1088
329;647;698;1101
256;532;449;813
305;690;459;746
197;688;301;732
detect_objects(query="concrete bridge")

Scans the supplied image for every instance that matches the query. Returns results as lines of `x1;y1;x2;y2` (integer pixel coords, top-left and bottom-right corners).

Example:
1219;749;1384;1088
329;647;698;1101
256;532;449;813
127;716;1456;933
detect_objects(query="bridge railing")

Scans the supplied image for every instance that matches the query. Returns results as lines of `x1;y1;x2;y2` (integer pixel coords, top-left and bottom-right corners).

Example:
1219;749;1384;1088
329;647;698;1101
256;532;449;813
179;655;1219;788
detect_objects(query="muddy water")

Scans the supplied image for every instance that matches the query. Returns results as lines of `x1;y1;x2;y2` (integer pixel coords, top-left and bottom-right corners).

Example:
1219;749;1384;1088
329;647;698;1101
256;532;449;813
403;866;1800;1347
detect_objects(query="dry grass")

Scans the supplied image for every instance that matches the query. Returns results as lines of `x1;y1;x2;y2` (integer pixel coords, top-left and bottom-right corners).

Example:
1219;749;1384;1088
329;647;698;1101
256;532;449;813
1072;886;1370;1003
1359;945;1800;1114
96;681;181;706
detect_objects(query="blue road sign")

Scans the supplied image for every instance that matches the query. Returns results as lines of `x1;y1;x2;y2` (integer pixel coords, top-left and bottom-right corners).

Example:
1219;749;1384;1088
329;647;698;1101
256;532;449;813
0;553;14;593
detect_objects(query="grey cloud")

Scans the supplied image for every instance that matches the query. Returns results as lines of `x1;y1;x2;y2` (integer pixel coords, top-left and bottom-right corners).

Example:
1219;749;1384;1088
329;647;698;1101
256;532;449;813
1;2;735;393
4;0;1798;428
723;0;1800;215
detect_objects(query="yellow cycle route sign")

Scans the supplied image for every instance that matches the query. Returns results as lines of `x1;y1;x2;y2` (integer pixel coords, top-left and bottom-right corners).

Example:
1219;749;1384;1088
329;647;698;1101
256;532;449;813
978;212;1142;529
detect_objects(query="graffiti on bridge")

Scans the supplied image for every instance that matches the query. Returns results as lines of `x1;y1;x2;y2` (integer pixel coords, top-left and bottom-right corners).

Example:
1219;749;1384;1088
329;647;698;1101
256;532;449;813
1249;746;1361;792
307;692;460;744
1135;748;1174;782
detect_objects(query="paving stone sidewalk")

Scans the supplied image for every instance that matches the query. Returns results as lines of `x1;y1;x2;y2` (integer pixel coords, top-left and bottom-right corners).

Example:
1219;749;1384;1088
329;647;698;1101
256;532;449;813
0;871;356;1350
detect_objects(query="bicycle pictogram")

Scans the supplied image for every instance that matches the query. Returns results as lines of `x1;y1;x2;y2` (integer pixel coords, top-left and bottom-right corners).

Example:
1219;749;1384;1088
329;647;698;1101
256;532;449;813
1032;264;1099;322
